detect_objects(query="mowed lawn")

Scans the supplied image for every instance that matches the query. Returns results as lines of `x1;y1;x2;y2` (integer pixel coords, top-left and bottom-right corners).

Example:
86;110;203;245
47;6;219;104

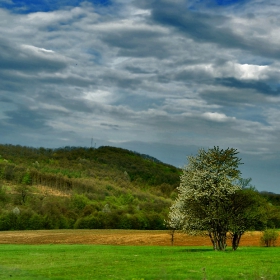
0;245;279;280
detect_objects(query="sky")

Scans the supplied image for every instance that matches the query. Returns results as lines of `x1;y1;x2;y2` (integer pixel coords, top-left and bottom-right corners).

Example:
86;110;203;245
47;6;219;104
0;0;280;193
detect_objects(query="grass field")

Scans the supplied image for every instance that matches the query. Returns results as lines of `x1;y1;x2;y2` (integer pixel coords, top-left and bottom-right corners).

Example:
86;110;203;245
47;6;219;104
0;244;280;280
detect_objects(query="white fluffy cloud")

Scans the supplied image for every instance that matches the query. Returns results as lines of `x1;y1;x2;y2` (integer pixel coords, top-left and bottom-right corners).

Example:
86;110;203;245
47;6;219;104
202;112;236;122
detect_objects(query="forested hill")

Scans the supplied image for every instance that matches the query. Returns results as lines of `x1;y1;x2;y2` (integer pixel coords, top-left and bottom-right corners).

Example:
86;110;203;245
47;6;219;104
0;144;181;230
0;144;279;231
0;144;180;189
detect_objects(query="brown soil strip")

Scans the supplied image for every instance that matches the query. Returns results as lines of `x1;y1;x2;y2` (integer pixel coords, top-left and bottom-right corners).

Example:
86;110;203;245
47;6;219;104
0;230;267;246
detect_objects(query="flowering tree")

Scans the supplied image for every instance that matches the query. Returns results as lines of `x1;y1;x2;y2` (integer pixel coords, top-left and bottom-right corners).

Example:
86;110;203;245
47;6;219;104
167;147;242;251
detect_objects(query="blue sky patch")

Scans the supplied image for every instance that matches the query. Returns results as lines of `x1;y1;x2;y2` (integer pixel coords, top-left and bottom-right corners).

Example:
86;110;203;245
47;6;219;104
0;0;111;14
215;0;245;6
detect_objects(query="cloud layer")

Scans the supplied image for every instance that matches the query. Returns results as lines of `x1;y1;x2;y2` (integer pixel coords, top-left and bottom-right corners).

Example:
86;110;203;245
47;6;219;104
1;0;280;192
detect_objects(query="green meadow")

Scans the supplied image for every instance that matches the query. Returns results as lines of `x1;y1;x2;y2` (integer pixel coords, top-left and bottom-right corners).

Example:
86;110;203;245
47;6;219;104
0;245;279;280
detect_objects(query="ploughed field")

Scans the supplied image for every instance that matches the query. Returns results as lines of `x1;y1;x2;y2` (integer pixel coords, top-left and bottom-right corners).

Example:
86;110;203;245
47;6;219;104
0;229;264;246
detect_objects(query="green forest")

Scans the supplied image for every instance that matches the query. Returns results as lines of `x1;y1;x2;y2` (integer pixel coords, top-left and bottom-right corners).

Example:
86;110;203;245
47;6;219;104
0;144;279;231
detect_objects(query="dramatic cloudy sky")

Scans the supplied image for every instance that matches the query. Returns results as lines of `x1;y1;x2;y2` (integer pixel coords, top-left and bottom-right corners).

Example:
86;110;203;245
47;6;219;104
1;0;280;192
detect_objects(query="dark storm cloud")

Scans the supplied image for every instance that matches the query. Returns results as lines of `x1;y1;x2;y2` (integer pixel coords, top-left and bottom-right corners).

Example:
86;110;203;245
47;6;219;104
100;71;143;89
5;105;50;129
146;1;280;60
200;89;266;107
30;91;94;114
0;119;15;133
215;78;280;96
0;96;13;103
174;68;213;83
0;38;67;73
37;75;95;88
153;6;233;43
100;123;120;129
124;65;158;74
102;29;170;58
0;69;40;92
200;90;270;126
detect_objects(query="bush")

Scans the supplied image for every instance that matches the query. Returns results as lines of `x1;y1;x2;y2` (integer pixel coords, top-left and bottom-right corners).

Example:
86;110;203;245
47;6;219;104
71;194;90;211
117;214;132;229
0;185;9;204
260;229;279;247
29;214;45;230
74;214;104;229
146;213;165;230
0;213;14;230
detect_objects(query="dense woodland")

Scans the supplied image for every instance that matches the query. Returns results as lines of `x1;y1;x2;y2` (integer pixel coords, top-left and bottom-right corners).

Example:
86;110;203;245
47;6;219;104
0;144;279;231
0;144;180;230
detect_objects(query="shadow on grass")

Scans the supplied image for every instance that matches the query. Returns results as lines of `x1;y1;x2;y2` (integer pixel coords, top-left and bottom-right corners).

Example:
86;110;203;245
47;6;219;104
177;248;214;253
0;266;49;280
178;248;237;253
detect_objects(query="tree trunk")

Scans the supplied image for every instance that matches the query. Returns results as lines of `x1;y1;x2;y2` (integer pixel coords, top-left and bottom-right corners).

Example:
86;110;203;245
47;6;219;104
231;232;242;250
208;232;216;250
208;231;227;251
170;229;175;246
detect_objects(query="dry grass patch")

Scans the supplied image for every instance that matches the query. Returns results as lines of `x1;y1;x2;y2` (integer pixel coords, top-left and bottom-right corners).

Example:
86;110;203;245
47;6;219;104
0;229;268;246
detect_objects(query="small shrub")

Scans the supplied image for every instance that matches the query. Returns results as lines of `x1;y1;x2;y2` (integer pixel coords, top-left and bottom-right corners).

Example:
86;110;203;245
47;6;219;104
118;214;132;229
74;215;103;229
260;229;279;247
29;214;45;230
0;213;13;230
71;194;90;210
0;185;9;203
22;173;31;185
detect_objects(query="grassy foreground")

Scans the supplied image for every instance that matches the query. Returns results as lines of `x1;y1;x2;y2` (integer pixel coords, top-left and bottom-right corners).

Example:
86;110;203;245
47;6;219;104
0;245;279;280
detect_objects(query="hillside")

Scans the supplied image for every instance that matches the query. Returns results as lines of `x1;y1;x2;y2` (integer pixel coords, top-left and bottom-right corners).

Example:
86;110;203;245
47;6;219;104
0;144;181;230
0;144;279;231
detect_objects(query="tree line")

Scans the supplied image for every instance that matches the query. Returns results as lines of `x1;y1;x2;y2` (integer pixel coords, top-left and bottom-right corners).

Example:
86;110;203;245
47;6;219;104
0;144;279;236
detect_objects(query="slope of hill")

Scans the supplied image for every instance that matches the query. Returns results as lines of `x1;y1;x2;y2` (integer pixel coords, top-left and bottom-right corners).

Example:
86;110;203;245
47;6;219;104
0;144;181;230
1;144;279;231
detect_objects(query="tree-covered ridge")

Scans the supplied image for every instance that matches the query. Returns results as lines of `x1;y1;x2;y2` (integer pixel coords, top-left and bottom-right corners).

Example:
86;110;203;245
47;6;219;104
0;144;180;231
0;145;180;189
0;144;279;232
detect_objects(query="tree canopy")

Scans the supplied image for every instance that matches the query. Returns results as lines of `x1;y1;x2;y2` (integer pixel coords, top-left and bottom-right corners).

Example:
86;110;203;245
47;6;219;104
166;147;267;251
